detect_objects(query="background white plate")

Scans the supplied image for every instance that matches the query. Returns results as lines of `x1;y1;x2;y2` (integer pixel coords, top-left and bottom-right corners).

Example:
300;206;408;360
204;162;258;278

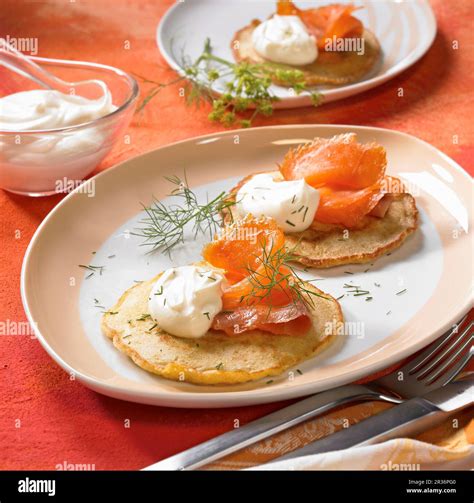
157;0;437;108
21;125;472;408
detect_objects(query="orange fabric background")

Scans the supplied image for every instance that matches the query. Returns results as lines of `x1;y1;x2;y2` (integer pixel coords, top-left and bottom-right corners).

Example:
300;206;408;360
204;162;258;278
0;0;472;470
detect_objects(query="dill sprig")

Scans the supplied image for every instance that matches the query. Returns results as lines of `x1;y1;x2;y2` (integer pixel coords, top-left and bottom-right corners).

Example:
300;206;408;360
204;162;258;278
240;239;328;313
133;174;235;255
343;283;372;300
135;38;322;128
78;264;105;278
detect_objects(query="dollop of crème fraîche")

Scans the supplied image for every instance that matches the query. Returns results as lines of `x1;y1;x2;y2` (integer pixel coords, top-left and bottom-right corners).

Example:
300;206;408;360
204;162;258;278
236;173;320;232
252;15;318;65
0;89;115;131
148;265;225;339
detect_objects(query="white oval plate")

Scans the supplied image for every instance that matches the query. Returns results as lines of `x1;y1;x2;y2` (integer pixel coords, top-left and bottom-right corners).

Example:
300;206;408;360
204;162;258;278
157;0;437;108
21;125;472;408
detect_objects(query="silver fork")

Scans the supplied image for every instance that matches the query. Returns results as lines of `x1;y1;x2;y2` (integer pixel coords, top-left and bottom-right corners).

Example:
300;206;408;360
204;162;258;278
144;316;473;470
373;316;473;397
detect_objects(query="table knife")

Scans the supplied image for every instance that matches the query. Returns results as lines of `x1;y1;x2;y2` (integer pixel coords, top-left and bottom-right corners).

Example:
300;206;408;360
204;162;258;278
143;383;398;471
266;378;473;465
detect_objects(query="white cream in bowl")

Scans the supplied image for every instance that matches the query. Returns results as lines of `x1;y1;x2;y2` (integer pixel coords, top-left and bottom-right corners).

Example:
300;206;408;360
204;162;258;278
0;88;117;196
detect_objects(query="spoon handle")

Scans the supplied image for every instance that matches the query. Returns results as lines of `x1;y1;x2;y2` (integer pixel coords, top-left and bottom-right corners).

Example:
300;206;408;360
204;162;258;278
0;37;59;90
0;38;108;99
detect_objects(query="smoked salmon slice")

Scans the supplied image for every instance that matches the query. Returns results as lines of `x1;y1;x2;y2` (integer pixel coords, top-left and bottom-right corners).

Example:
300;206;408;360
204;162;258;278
203;216;312;335
202;216;285;285
314;183;385;228
279;133;386;190
276;1;364;49
212;302;312;336
279;133;396;228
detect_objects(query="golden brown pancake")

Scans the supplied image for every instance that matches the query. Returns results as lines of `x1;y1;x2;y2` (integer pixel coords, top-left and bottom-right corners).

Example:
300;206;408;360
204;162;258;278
232;20;381;86
225;172;418;268
101;269;343;385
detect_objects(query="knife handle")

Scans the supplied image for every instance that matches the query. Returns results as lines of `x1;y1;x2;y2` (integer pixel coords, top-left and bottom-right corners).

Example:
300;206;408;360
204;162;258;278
143;384;393;470
269;398;443;464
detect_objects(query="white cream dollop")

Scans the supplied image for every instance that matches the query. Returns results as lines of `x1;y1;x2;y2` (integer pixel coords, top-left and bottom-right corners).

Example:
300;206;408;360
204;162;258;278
236;173;320;233
0;89;115;131
252;15;318;65
148;265;225;339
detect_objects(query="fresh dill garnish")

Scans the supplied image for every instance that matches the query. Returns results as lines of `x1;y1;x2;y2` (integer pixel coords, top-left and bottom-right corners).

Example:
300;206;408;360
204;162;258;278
135;38;322;128
374;282;381;287
154;286;164;296
107;254;116;259
216;363;224;370
344;271;354;275
103;311;118;315
94;299;105;309
203;312;210;320
396;289;407;296
266;380;274;385
296;369;303;375
285;219;296;227
302;206;309;222
79;264;105;277
198;271;217;282
136;313;151;321
148;323;158;332
365;296;373;301
336;295;345;301
239;239;329;313
133;174;236;255
343;283;371;300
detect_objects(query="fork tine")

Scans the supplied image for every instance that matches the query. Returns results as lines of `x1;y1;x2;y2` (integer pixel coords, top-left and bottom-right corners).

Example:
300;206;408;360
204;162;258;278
413;322;473;379
431;346;474;387
411;321;474;379
408;317;471;374
424;334;474;385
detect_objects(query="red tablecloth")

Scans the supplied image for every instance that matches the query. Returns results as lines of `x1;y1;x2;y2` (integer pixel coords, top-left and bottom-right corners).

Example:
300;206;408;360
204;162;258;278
0;0;472;470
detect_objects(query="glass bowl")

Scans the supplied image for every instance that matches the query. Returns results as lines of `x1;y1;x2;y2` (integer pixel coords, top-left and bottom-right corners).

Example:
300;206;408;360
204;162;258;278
0;56;139;196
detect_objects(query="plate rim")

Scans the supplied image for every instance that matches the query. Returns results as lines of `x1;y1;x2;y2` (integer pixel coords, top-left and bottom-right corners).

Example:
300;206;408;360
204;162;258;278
20;124;473;408
156;0;437;109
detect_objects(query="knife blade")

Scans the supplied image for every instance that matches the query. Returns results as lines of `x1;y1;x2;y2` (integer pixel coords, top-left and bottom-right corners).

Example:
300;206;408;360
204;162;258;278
143;384;395;471
266;378;474;465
